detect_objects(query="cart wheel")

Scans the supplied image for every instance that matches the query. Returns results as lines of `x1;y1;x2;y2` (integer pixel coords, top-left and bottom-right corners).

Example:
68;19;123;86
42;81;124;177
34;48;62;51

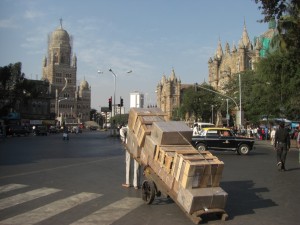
142;180;156;204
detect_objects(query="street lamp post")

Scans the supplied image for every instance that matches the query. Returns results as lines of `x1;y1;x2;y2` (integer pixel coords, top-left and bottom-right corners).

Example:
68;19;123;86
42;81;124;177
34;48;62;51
226;99;229;127
211;105;214;124
238;73;242;128
108;69;117;118
98;69;132;135
195;84;241;127
57;97;68;125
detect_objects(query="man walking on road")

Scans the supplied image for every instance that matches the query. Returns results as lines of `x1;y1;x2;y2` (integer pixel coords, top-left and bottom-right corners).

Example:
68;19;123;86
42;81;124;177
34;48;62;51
119;124;140;189
274;121;290;171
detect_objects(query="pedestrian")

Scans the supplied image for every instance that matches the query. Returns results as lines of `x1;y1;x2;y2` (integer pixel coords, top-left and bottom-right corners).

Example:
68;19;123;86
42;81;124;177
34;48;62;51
270;128;276;146
119;124;140;189
274;121;291;171
192;123;199;136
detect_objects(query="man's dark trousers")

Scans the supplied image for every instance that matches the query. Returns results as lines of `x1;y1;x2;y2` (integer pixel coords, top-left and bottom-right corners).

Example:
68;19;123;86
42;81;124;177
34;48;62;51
277;142;288;170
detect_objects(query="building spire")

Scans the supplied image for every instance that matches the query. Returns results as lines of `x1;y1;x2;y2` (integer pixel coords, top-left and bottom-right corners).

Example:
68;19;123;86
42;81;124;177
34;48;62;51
241;19;251;48
60;18;63;28
216;37;223;59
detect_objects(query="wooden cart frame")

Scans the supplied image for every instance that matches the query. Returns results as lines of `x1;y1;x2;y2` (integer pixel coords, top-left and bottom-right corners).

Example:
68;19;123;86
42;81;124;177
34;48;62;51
140;164;228;224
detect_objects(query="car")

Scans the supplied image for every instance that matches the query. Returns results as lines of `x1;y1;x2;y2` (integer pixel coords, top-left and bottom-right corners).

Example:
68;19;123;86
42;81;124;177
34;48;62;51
48;126;59;134
34;125;48;136
71;126;82;133
89;126;98;131
191;127;255;155
7;125;30;136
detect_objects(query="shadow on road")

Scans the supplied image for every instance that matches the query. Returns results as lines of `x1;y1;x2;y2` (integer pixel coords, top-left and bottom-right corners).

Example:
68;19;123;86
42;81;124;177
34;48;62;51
221;180;277;221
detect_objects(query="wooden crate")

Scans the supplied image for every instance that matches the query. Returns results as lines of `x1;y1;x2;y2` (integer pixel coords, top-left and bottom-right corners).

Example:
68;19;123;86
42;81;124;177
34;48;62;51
154;145;197;174
140;147;149;165
179;159;224;189
133;115;166;134
151;121;193;145
128;108;167;130
177;186;228;214
136;124;152;147
143;135;157;160
155;145;196;161
126;130;142;158
171;149;201;179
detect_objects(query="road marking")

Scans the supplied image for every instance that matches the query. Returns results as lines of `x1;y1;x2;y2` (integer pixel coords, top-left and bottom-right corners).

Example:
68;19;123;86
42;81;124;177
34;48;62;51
0;183;28;194
0;192;102;225
70;197;144;225
0;187;60;210
0;156;122;179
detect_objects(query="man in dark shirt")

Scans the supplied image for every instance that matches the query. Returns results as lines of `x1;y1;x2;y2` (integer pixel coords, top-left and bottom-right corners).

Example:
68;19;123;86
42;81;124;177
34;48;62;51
274;122;291;171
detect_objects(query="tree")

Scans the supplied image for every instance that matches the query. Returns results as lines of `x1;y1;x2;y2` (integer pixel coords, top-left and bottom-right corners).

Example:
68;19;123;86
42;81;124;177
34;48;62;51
0;62;25;116
90;109;97;121
179;83;221;123
254;52;300;119
254;0;300;120
113;113;129;126
255;0;300;59
222;71;259;124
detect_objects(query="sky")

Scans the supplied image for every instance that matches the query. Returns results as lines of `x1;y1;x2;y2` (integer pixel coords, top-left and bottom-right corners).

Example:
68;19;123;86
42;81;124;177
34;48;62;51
0;0;268;112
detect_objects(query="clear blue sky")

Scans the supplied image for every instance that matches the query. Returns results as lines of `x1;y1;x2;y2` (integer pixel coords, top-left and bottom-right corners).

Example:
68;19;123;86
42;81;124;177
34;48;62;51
0;0;267;111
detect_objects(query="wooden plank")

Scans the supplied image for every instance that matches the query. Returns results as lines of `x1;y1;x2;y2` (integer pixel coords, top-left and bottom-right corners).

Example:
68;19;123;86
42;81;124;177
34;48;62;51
143;135;157;160
136;124;152;147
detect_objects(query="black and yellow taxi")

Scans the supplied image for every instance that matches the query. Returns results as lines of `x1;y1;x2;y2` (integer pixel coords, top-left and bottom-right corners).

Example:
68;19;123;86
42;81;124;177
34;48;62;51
191;127;255;155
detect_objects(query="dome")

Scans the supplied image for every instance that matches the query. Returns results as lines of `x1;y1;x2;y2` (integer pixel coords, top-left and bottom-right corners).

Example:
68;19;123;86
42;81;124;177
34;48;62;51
80;80;89;90
50;26;70;46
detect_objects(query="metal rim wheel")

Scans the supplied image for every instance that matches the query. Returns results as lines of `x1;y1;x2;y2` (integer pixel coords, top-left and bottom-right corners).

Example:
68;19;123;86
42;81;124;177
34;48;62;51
238;144;250;155
142;180;156;204
196;143;206;151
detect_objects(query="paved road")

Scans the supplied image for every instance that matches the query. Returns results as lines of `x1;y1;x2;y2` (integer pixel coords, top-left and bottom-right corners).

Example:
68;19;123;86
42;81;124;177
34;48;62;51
0;131;299;225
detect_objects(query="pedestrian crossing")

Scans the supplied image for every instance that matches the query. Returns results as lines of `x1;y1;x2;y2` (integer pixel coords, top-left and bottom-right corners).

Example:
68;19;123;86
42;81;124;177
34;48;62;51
0;183;144;225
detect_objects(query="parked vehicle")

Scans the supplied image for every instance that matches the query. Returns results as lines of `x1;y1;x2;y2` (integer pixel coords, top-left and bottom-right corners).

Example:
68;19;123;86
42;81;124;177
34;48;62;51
7;125;30;136
48;126;59;134
191;127;255;155
71;126;82;134
34;125;48;136
89;126;98;131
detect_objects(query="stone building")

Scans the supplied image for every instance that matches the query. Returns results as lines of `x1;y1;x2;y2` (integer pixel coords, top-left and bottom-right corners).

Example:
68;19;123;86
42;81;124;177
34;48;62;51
156;69;191;120
156;22;276;122
208;21;277;91
42;20;91;124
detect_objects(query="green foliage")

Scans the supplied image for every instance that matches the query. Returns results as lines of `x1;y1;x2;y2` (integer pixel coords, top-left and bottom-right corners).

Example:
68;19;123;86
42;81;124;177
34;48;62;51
111;113;129;126
180;84;222;122
90;109;97;120
250;0;300;121
254;52;300;120
0;62;25;116
255;0;300;61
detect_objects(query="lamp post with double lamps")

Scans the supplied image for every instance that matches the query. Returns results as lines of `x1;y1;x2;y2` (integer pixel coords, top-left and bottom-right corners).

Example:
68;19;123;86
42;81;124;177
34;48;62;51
108;69;117;118
57;97;68;125
98;69;132;135
195;84;242;128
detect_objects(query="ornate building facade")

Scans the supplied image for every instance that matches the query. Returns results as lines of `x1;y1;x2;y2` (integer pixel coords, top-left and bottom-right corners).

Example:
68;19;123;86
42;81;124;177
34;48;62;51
156;69;191;120
208;21;277;91
42;21;91;124
156;22;276;122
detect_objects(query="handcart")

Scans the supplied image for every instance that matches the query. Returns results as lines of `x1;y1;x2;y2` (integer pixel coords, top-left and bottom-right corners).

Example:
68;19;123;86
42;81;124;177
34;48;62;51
125;107;228;224
140;163;228;224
